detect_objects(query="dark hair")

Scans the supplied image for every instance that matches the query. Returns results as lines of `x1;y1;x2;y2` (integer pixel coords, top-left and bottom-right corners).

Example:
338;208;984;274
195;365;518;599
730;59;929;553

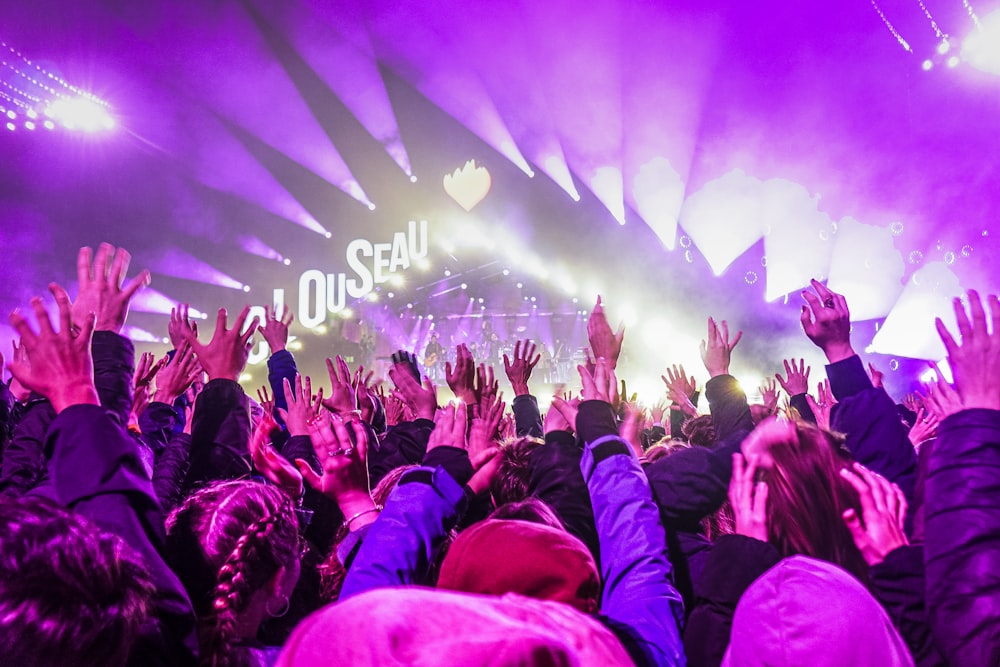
0;496;154;667
764;423;867;581
682;415;716;447
166;480;299;667
489;497;564;529
645;438;689;462
490;436;544;506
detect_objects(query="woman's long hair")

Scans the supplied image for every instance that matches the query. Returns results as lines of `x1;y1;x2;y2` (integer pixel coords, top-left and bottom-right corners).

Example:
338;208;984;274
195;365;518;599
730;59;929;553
166;480;299;667
764;422;868;582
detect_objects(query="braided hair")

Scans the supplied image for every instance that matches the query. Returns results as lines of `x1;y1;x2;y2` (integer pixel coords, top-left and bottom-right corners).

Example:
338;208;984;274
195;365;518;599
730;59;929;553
166;481;299;667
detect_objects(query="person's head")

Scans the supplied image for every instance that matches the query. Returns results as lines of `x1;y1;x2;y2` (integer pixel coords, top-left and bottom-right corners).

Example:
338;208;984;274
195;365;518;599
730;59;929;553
166;480;301;666
749;404;774;424
743;419;866;580
645;438;689;462
490;436;544;506
682;414;716;447
0;496;153;667
489;497;564;529
722;556;914;667
437;519;600;614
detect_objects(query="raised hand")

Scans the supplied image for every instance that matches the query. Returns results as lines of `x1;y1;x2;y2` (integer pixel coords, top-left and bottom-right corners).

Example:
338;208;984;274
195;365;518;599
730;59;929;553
388;363;437;420
445;344;477;404
758;377;780;414
134;351;162;392
8;340;30;402
322;356;358;415
662;364;697;403
469;397;505;459
907;408;939;447
258;304;294;354
376;384;406;427
8;284;98;413
298;412;376;528
587;296;625;369
250;409;303;499
650;399;667;424
152;344;200;405
475;364;499;418
620;401;646;459
579;357;618;405
71;244;150;334
919;362;965;422
775;358;811;396
800;279;854;363
503;339;541;396
256;385;275;417
279;375;317;437
545;396;577;434
699;317;742;378
806;379;836;431
841;463;909;566
868;362;884;389
902;393;923;414
427;401;469;451
935;290;1000;411
168;303;198;351
390;349;421;382
730;453;769;541
181;306;257;382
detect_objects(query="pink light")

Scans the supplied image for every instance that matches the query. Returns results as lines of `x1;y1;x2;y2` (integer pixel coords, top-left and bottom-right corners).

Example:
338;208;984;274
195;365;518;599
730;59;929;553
131;288;209;319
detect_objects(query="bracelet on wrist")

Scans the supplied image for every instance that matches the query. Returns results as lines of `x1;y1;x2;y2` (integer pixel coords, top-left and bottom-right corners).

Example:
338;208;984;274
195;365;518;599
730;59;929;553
342;505;383;529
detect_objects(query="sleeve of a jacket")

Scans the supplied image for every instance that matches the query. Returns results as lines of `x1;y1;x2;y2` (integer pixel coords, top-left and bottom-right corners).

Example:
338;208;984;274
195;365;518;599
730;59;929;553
578;400;685;667
267;350;298;428
44;404;198;665
152;432;193;514
339;466;467;600
869;545;944;667
924;408;1000;667
366;418;434;487
683;534;781;667
512;394;543;437
645;430;747;528
704;376;753;442
91;331;135;427
828;356;917;498
0;397;55;496
528;431;600;563
183;379;252;492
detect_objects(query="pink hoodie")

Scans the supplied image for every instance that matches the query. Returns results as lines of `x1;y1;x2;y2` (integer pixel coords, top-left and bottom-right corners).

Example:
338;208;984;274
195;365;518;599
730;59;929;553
722;556;915;667
277;587;635;667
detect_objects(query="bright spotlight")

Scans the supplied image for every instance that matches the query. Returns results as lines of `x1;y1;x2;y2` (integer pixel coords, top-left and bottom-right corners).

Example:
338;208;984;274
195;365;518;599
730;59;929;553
282;258;291;266
502;269;510;276
49;97;115;132
922;59;934;71
325;232;333;239
947;55;960;68
367;203;377;211
242;285;251;293
963;10;1000;75
409;174;418;183
460;283;468;290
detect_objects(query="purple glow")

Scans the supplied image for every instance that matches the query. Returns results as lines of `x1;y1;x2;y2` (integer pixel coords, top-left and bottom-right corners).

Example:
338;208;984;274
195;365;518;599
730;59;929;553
254;0;414;177
144;247;248;291
131;288;208;319
237;234;286;264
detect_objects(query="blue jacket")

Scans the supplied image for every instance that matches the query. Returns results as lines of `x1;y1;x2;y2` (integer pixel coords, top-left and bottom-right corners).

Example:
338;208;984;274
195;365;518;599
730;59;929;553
343;398;686;667
924;408;1000;667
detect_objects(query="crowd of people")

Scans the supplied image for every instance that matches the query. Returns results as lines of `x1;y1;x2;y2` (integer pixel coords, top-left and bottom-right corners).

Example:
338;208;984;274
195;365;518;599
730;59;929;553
1;242;998;666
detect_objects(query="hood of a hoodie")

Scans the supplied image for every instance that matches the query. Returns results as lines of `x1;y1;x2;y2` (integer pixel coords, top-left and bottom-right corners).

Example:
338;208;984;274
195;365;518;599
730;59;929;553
722;555;915;667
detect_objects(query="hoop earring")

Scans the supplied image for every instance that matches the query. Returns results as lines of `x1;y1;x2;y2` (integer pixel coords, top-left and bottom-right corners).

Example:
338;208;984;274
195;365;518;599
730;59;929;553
266;594;290;618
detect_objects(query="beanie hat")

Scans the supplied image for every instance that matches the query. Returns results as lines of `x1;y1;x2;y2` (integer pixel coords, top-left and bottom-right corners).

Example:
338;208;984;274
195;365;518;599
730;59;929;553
437;519;600;613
